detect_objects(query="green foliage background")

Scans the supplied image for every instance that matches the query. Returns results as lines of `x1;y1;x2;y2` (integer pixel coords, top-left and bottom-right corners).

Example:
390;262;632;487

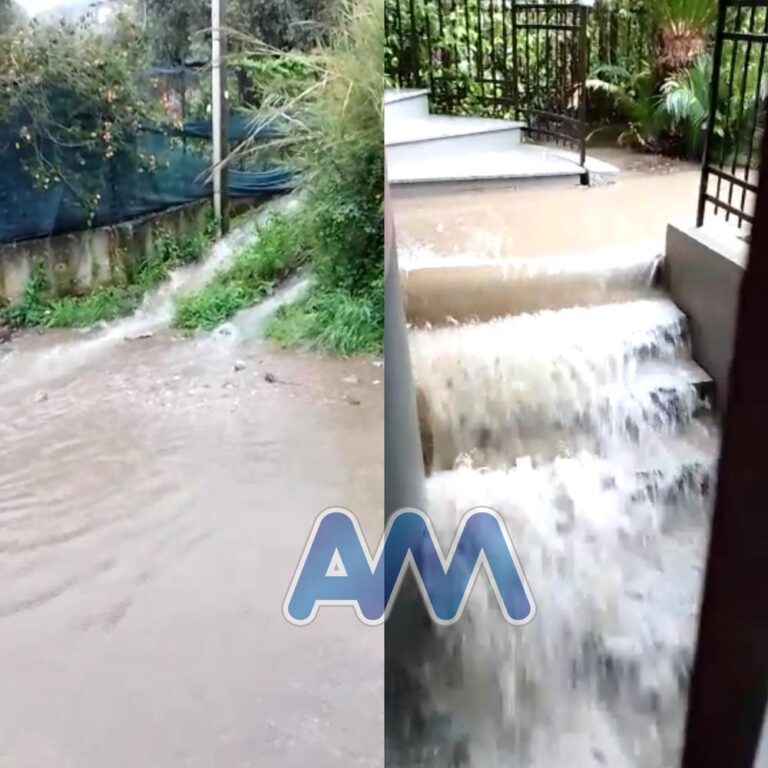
385;0;766;163
174;0;384;355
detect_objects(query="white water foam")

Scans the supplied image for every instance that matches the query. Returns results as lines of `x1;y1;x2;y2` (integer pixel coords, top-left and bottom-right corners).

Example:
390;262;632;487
407;293;719;768
422;451;713;767
411;298;695;469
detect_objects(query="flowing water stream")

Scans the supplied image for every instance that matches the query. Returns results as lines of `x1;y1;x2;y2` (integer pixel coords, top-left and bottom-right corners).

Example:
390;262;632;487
404;246;720;768
0;197;384;768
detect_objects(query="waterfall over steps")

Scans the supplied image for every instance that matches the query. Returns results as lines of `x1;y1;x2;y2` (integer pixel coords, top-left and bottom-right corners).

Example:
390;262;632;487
400;243;719;768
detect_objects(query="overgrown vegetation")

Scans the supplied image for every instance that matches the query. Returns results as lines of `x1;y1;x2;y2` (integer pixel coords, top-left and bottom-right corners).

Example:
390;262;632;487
0;15;158;210
144;0;331;64
173;212;308;330
0;0;23;33
2;219;215;329
587;42;762;159
263;0;383;355
174;0;383;355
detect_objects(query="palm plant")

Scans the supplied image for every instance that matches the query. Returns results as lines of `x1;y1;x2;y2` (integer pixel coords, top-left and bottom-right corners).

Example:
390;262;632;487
586;63;664;149
658;52;763;162
656;55;710;156
588;57;712;156
649;0;717;80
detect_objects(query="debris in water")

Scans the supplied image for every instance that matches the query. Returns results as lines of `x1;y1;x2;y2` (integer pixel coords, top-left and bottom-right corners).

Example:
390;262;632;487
372;360;384;368
234;360;246;373
344;394;361;406
215;324;236;339
124;332;154;342
34;391;48;403
264;372;276;383
342;375;360;385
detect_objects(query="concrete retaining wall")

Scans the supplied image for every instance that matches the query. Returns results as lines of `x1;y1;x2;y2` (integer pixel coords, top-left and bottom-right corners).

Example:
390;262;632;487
0;201;214;303
663;222;748;410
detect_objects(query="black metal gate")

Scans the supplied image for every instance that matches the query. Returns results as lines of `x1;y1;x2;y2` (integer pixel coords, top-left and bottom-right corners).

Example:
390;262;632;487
385;0;590;164
696;0;768;230
513;3;589;164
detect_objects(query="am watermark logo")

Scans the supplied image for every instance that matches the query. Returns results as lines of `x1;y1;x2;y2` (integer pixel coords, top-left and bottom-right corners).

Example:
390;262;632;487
283;508;535;626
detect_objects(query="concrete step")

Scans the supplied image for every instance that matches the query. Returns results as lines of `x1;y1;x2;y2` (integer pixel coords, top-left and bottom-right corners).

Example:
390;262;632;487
426;415;719;519
387;143;620;193
421;415;717;743
401;244;663;326
617;414;718;507
418;356;713;472
384;88;431;121
410;297;697;472
410;297;692;381
389;143;578;187
385;114;525;167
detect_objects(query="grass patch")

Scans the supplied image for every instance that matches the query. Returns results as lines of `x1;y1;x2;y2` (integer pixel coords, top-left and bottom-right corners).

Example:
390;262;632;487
172;213;309;331
44;286;143;327
266;279;383;356
3;219;215;329
224;0;383;357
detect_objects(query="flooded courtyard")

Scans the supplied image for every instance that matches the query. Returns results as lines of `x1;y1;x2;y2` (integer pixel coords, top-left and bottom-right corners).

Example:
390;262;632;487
392;149;702;258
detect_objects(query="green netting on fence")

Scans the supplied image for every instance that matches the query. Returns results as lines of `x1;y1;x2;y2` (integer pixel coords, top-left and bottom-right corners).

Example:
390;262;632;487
0;110;293;245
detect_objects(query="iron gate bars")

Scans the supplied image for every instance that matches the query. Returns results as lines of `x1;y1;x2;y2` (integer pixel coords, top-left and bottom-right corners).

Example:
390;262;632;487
587;3;651;76
697;0;768;230
384;0;591;163
517;3;589;164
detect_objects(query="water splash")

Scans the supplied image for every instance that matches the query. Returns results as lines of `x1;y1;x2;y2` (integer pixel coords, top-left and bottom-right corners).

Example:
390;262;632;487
0;196;301;395
412;298;695;469
210;273;311;347
406;289;719;767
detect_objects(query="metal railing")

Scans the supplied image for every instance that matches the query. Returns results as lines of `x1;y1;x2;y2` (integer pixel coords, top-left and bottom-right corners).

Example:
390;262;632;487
697;0;768;230
587;4;651;74
385;0;591;162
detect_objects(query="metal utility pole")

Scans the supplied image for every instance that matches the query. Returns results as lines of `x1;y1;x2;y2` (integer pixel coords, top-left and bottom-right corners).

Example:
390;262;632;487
211;0;229;236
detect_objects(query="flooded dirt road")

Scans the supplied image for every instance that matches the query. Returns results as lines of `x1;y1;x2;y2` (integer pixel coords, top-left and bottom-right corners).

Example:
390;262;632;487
0;328;383;767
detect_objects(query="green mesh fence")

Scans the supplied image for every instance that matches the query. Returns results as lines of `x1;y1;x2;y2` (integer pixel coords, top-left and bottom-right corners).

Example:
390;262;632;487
0;66;294;245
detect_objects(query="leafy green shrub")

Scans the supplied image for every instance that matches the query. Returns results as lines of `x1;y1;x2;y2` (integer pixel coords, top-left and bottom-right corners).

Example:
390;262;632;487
0;15;158;211
309;142;384;297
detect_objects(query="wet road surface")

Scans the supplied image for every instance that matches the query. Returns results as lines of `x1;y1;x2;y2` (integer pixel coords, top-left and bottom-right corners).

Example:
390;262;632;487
0;329;383;767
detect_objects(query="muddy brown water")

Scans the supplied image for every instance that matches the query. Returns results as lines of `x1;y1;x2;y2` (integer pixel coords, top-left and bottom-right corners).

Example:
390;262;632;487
392;149;702;258
0;329;383;767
